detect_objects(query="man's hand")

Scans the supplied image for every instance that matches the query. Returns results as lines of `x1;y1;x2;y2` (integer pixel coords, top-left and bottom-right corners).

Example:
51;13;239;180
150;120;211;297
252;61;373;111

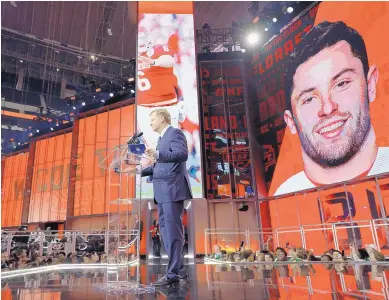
145;148;158;160
138;56;154;66
140;156;154;168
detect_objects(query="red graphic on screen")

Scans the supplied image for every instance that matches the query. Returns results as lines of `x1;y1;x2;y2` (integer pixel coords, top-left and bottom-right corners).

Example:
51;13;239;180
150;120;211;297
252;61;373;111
138;36;179;106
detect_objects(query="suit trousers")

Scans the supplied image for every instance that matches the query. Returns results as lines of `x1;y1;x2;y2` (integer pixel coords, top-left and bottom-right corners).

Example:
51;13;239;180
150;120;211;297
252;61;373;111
157;200;185;280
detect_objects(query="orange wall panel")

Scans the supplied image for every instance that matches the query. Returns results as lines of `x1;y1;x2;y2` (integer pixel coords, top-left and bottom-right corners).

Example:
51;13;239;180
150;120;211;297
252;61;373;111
1;152;29;227
73;104;135;217
28;133;71;223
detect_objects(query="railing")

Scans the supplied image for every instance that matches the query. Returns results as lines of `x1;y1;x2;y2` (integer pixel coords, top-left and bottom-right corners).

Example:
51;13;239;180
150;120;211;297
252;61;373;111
1;229;139;258
204;228;249;257
205;218;389;257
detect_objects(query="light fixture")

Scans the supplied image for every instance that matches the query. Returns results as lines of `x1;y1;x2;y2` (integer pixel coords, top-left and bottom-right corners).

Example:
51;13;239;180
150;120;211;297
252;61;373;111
109;93;114;97
56;68;60;72
101;100;105;103
246;32;260;45
128;78;134;82
81;102;86;106
36;129;40;133
20;60;23;63
265;27;268;32
107;28;113;35
131;89;135;94
287;7;293;13
50;127;54;131
72;106;76;110
273;17;277;23
122;86;125;90
241;48;246;53
90;55;95;60
18;142;21;145
56;123;59;127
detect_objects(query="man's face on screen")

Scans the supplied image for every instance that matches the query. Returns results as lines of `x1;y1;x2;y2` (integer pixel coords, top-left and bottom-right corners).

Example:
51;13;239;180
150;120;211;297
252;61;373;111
288;41;372;167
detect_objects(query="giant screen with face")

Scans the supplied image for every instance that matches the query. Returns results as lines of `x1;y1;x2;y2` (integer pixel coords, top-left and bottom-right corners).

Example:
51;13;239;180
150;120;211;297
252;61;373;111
136;2;202;198
249;2;389;198
249;2;389;254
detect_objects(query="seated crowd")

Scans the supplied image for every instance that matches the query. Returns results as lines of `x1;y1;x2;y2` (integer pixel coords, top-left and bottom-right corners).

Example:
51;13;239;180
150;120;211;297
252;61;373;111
1;225;110;271
1;250;106;271
209;238;386;263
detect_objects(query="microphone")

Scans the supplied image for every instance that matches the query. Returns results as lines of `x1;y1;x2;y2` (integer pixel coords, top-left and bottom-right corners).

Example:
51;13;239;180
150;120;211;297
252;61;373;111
127;132;143;145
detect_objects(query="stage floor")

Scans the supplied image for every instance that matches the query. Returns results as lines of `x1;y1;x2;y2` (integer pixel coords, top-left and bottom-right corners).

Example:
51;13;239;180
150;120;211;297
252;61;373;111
2;258;388;299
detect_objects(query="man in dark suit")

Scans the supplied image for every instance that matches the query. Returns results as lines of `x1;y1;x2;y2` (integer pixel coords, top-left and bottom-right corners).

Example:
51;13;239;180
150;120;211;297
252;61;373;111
142;108;192;286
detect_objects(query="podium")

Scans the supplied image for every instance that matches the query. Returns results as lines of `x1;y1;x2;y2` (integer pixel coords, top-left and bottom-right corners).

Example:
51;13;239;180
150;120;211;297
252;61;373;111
93;144;155;295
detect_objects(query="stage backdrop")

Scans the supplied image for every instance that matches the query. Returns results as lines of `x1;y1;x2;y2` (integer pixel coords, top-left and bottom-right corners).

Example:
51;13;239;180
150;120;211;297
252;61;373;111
136;1;203;198
29;132;72;223
1;152;29;227
249;2;389;252
199;58;254;199
73;104;135;217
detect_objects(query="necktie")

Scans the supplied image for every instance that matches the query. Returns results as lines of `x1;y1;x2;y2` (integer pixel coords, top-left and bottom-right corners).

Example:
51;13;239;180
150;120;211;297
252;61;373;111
157;136;161;148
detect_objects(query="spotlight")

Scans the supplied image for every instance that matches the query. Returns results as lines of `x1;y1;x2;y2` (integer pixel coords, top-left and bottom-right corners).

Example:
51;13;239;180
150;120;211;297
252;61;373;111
287;6;293;13
56;123;59;127
109;93;114;97
122;86;125;90
246;32;259;45
101;100;105;103
265;27;268;32
50;127;54;131
73;106;76;110
131;89;135;94
18;142;21;145
20;60;23;63
241;48;246;53
56;68;60;72
13;145;16;148
36;129;39;133
273;17;277;23
128;78;134;82
90;55;95;60
81;102;86;106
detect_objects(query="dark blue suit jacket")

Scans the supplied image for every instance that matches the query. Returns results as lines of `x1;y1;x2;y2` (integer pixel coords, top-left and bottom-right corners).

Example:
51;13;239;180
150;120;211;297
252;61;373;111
141;126;193;203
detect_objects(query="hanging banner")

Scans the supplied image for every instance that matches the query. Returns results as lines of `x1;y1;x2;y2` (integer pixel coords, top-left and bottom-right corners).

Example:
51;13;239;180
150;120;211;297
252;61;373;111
200;59;254;199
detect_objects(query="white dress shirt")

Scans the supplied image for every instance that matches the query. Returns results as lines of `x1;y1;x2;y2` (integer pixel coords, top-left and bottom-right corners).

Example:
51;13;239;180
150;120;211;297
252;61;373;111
156;125;171;159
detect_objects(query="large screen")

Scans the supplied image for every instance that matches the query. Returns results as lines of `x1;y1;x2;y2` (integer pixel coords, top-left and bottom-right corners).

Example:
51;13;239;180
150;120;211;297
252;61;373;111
136;2;203;198
249;2;389;198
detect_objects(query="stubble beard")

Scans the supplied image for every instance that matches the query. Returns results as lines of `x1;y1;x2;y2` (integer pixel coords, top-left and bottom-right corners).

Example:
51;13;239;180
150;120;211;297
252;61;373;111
296;99;371;168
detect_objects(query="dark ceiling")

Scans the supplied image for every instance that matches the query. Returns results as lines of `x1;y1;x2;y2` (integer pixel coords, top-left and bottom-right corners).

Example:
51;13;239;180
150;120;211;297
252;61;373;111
1;1;267;59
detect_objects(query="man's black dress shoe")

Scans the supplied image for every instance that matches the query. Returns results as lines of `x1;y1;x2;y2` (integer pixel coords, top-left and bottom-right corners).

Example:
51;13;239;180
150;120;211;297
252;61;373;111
152;275;180;286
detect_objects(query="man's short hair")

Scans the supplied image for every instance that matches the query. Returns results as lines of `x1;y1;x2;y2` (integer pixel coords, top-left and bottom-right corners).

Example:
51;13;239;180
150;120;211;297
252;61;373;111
150;108;172;125
284;21;369;112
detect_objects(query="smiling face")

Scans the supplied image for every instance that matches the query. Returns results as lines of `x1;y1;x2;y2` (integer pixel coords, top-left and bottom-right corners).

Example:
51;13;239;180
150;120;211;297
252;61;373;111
285;41;376;167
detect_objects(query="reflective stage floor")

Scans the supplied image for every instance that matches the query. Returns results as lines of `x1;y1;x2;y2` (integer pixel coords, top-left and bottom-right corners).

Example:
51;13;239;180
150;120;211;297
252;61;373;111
2;259;389;299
